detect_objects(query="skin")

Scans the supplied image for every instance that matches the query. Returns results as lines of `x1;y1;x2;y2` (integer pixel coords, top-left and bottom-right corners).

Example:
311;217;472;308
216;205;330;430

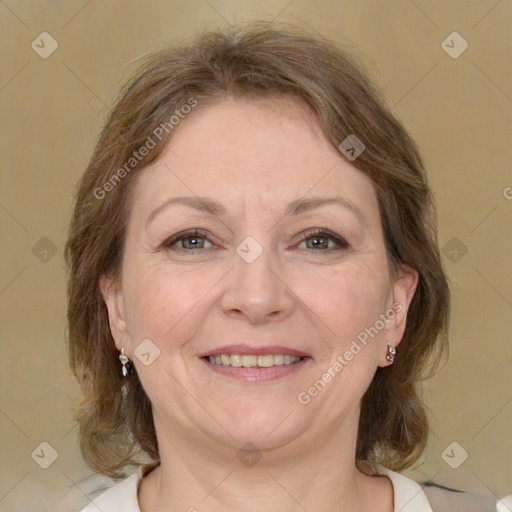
101;95;418;512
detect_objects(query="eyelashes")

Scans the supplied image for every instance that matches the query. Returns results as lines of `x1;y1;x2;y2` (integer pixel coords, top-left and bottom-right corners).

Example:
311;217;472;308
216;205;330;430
163;229;213;251
298;228;349;250
162;228;349;253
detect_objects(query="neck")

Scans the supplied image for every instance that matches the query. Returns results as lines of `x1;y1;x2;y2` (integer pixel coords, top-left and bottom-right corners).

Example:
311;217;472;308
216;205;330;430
138;408;393;512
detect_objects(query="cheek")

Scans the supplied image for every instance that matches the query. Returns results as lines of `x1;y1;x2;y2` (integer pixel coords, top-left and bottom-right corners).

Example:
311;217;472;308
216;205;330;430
300;264;390;406
122;261;217;344
297;260;391;352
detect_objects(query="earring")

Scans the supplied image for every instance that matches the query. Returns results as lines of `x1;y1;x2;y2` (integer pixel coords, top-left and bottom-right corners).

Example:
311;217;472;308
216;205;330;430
386;343;396;364
119;348;132;377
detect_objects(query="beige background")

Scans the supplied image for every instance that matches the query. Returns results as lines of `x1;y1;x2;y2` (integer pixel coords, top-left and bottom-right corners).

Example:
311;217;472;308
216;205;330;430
0;1;511;511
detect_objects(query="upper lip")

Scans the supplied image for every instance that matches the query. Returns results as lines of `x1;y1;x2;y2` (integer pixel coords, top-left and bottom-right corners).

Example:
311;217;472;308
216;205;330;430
198;344;311;358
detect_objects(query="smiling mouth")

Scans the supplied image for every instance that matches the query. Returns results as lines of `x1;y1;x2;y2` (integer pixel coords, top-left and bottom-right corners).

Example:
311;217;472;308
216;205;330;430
203;354;305;367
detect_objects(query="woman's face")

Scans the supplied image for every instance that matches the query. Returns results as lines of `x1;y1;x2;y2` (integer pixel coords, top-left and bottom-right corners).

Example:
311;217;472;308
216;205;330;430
102;96;417;455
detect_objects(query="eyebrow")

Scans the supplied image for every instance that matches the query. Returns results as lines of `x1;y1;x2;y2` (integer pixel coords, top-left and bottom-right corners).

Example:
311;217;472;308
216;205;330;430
146;195;367;227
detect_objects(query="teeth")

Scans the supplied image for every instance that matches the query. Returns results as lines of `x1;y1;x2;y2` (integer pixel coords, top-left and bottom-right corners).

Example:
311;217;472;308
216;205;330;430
242;355;257;367
207;354;302;367
273;354;284;365
258;354;275;367
230;354;242;367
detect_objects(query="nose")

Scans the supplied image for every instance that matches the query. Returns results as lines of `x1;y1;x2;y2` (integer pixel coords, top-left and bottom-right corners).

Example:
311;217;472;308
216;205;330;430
221;242;295;325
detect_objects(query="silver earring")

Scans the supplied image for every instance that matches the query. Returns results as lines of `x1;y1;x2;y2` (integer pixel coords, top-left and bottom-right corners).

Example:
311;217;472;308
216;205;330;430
119;348;131;377
386;343;396;364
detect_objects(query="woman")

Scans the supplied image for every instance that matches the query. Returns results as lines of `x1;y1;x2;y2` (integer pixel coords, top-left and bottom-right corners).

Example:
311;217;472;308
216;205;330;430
65;22;450;512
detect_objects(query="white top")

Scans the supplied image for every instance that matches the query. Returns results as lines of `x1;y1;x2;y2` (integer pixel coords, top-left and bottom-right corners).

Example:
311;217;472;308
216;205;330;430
78;463;433;512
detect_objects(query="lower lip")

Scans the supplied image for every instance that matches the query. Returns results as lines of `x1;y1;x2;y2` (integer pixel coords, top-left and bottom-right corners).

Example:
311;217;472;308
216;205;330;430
200;357;312;382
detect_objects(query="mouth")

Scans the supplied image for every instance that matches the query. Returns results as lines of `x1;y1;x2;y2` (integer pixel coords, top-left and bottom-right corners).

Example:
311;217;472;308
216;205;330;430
198;344;312;382
204;354;304;367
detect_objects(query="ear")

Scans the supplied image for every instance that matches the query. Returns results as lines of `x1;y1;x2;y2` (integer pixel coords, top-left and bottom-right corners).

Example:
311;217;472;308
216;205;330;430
379;265;419;367
100;274;130;353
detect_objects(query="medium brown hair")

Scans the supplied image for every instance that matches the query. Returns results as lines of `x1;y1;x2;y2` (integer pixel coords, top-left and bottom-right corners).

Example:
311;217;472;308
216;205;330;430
65;22;450;479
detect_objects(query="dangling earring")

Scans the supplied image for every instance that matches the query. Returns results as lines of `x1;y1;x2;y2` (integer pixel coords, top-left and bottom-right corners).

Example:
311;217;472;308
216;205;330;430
119;348;132;377
386;343;396;364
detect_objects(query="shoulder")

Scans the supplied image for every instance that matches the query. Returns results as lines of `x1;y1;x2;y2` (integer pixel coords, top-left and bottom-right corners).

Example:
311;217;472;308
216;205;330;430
78;472;140;512
371;463;499;512
373;464;434;512
59;463;159;512
420;482;499;512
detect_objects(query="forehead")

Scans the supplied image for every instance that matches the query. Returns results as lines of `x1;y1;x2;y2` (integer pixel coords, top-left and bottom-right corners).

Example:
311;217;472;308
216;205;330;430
164;95;337;175
130;95;379;223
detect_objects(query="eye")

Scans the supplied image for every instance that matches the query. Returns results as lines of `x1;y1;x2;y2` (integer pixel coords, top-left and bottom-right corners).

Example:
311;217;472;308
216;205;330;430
162;229;215;251
161;228;349;253
297;228;349;251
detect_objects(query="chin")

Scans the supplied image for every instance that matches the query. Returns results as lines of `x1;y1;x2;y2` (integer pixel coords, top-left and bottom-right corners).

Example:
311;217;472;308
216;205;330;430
203;404;311;454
